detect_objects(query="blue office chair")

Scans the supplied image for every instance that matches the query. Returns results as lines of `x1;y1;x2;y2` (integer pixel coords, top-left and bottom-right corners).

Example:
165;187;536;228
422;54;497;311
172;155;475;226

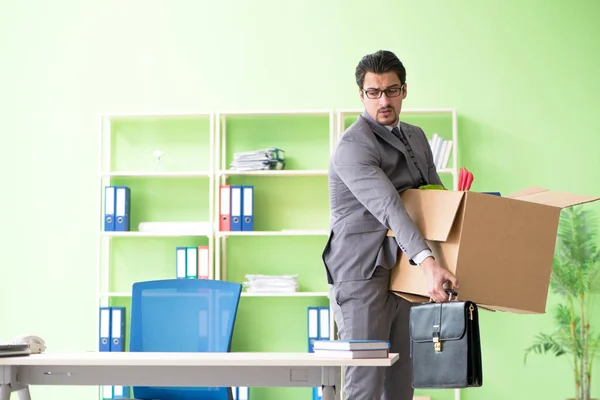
129;279;242;400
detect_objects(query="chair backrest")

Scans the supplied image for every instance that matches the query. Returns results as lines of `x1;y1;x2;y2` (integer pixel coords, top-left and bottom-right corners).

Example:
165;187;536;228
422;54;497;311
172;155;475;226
130;279;242;400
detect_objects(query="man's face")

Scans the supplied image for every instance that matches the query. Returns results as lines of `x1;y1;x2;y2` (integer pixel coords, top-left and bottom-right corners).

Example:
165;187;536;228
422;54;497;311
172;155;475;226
359;71;407;127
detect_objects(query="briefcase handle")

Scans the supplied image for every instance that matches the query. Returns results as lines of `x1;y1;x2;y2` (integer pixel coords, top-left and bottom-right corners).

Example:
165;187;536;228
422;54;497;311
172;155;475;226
445;288;458;301
429;285;458;303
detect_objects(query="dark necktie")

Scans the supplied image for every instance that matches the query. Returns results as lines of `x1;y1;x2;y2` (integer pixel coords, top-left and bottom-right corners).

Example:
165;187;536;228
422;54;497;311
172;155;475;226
392;126;427;186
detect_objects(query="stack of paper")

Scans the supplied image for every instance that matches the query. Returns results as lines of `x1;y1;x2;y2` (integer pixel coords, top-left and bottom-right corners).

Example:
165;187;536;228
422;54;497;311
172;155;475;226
243;274;299;293
230;148;286;171
312;340;390;359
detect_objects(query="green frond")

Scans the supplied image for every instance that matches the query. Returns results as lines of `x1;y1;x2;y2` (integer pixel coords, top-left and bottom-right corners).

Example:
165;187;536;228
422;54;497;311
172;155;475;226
526;204;600;396
557;207;598;260
589;263;600;295
551;207;600;297
590;333;600;356
524;332;567;364
554;304;577;328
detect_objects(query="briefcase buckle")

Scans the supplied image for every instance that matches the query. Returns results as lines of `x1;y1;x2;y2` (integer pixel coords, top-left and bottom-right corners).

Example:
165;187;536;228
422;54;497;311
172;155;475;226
433;333;442;352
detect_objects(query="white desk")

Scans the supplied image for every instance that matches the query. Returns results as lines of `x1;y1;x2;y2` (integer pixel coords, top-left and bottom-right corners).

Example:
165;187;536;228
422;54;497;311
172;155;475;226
0;352;399;400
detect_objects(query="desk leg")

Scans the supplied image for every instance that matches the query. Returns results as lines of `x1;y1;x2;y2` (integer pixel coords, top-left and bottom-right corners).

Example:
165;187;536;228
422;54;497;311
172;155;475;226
321;366;340;400
322;385;336;400
16;387;31;400
0;383;31;400
0;384;11;400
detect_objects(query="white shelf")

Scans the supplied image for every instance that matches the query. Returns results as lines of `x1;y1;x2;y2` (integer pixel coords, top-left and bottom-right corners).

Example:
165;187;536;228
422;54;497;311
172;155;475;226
241;291;329;297
102;171;212;178
216;109;332;117
99;292;132;298
217;230;329;237
336;107;455;115
219;169;327;177
101;231;212;238
101;112;213;120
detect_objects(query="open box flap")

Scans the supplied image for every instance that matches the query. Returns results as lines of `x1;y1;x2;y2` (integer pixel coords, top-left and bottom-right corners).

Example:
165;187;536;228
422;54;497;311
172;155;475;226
479;304;539;314
392;291;496;312
507;186;600;209
387;190;464;241
392;292;430;304
506;186;548;198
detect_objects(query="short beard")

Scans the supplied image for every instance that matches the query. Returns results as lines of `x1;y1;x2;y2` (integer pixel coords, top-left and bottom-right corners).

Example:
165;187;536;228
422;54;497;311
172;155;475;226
377;108;397;126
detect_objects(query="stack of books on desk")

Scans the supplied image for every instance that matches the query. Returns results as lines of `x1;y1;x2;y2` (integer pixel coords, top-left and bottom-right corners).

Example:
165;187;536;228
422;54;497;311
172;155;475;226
312;340;389;359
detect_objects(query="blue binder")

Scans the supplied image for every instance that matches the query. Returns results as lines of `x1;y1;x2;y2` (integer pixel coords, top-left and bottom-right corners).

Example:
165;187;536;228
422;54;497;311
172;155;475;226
104;186;115;231
242;185;254;231
99;307;111;352
176;247;187;279
103;385;130;399
307;306;319;353
114;186;130;231
319;307;330;341
232;386;249;399
110;307;126;352
313;386;323;400
312;306;329;400
230;185;242;231
112;385;130;399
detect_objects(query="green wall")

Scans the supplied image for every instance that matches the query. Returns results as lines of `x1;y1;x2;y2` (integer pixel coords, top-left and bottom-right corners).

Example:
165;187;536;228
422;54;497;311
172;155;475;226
1;1;599;400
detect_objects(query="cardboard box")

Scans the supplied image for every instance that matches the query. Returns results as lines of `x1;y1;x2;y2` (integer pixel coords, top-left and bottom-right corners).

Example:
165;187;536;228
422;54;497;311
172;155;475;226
388;187;600;314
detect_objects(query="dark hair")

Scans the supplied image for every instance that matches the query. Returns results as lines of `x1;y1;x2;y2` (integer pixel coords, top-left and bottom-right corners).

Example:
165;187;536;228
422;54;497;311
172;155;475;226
355;50;406;89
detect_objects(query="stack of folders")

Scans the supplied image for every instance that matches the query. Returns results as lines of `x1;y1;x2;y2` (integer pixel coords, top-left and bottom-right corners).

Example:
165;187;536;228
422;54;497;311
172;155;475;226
103;186;131;231
230;147;285;171
428;133;453;170
99;306;130;399
308;306;330;400
219;185;254;231
312;340;390;359
243;274;298;293
175;246;210;279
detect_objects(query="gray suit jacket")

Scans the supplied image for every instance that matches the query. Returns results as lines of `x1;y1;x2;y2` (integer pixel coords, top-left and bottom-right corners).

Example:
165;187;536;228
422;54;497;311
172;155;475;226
322;110;443;284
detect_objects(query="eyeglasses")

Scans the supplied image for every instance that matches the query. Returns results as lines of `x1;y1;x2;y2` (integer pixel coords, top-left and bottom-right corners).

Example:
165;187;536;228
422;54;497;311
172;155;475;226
362;85;404;99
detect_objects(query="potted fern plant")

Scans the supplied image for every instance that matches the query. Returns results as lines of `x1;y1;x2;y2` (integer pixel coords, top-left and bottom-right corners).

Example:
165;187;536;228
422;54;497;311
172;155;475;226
524;205;600;400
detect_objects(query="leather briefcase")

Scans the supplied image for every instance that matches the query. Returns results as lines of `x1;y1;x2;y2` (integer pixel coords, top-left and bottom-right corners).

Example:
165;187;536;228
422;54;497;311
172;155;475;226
409;291;483;389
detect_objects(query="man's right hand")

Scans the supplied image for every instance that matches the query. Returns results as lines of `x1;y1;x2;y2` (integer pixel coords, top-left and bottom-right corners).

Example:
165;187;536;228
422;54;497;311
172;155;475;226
419;257;459;303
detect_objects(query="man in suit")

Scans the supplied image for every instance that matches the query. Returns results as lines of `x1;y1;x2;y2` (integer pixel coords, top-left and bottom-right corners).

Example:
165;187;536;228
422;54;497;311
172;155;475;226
322;50;459;400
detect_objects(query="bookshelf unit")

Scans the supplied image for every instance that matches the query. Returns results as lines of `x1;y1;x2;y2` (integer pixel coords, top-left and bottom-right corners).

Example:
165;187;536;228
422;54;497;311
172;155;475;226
96;112;215;360
336;108;458;190
214;109;336;400
95;107;460;400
